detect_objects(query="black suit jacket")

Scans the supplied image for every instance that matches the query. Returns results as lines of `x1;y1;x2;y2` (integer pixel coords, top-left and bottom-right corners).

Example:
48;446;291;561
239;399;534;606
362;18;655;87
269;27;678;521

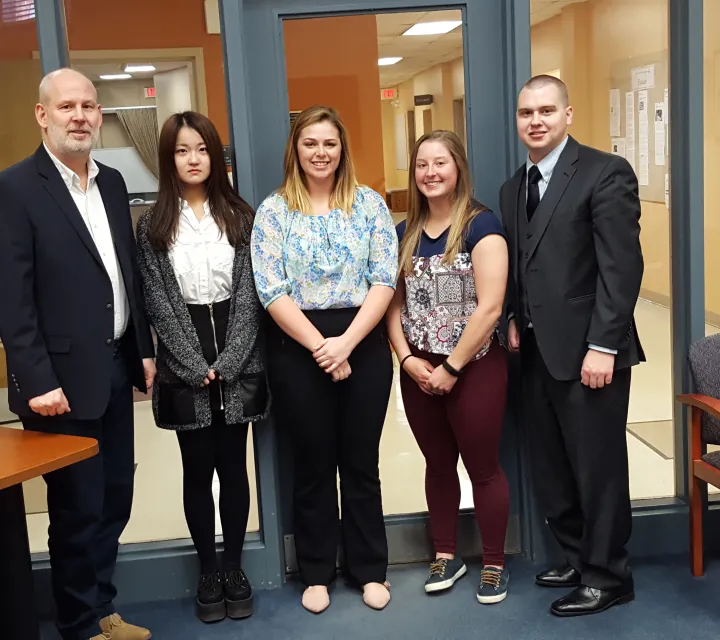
500;136;645;381
0;145;154;420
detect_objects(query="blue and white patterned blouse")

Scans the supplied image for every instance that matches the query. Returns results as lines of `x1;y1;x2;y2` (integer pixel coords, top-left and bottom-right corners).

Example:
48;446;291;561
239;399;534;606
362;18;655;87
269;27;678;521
251;186;398;310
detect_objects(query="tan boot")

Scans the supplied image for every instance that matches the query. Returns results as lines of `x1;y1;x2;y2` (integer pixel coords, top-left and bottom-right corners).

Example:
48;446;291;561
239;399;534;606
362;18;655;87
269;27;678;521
88;634;111;640
99;614;152;640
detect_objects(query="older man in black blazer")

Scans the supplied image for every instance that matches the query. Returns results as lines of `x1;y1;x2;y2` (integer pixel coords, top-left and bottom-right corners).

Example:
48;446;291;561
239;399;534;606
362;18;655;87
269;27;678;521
0;69;156;640
501;75;644;617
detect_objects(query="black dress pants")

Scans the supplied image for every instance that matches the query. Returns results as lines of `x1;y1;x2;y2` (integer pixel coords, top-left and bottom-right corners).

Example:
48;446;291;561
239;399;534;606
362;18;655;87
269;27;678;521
268;308;392;587
522;330;633;590
22;352;134;640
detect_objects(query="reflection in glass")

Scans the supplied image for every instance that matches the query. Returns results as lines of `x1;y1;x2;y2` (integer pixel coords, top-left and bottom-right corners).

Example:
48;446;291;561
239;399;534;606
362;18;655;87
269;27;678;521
531;0;673;499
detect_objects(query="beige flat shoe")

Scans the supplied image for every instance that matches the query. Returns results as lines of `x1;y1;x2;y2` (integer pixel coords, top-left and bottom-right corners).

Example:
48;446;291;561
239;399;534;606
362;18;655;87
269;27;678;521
362;581;391;610
302;585;330;614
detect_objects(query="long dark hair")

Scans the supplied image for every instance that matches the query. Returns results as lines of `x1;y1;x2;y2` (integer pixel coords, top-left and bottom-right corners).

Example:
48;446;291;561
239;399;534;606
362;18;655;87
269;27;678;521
147;111;254;251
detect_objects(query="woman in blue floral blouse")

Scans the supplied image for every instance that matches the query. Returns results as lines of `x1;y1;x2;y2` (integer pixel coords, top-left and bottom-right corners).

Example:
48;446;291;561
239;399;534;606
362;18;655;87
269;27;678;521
250;106;398;614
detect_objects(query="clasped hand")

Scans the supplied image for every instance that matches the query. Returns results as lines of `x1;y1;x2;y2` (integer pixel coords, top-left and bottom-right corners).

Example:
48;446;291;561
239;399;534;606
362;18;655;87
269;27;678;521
200;369;223;387
313;336;352;382
403;357;457;395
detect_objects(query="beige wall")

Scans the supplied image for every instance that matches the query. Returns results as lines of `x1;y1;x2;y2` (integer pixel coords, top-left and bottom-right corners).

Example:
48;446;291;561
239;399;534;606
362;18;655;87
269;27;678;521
531;0;674;313
96;79;158;149
704;0;720;318
154;66;192;132
0;59;42;170
381;58;467;192
97;78;156;108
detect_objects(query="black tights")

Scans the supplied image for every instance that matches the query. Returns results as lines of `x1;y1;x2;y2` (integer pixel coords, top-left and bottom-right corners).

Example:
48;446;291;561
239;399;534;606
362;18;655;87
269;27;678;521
176;413;250;574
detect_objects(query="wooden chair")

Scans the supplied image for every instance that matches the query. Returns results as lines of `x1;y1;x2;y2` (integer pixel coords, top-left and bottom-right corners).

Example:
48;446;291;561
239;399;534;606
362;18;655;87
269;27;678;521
677;334;720;576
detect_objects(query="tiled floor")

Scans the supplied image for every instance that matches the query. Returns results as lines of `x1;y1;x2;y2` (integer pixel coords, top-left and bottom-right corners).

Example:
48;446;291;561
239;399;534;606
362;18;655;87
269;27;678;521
2;298;717;552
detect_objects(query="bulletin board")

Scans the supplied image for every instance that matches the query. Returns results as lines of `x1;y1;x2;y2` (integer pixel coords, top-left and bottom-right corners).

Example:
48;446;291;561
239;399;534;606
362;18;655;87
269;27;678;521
608;51;669;204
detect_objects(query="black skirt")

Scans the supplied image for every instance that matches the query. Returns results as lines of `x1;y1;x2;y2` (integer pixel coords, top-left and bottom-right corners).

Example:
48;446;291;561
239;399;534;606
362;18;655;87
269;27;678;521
156;298;230;425
186;298;230;412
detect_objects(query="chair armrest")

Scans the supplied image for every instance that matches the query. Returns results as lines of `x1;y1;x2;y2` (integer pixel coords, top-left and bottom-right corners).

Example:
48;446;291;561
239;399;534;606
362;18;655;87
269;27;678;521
677;394;720;421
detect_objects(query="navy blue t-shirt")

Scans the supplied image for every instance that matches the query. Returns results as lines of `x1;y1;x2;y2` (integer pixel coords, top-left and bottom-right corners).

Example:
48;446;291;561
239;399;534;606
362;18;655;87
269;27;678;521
396;208;506;258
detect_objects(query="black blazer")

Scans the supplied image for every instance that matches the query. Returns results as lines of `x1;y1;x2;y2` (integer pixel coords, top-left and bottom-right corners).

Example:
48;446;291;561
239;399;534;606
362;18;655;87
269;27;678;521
0;145;154;419
500;136;645;381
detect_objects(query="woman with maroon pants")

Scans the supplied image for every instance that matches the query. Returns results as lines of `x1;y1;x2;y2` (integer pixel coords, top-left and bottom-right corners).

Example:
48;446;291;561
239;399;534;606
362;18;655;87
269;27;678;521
386;130;510;604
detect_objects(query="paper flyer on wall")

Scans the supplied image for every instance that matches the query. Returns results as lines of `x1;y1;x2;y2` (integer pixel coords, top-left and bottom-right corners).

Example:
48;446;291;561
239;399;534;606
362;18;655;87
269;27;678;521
654;102;666;165
664;88;669;123
637;90;649;185
609;89;621;137
632;64;655;91
611;138;626;158
625;92;636;172
665;173;670;209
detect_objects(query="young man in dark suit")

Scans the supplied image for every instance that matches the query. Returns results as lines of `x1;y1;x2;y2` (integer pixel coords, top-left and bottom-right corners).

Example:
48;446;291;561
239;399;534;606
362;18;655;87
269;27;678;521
0;69;156;640
500;75;644;617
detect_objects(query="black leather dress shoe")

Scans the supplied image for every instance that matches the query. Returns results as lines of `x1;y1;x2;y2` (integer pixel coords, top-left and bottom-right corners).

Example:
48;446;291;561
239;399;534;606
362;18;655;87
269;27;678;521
550;583;635;617
535;565;581;588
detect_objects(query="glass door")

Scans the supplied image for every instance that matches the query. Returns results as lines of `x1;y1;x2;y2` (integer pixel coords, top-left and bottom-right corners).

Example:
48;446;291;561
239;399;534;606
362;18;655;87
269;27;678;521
237;0;527;574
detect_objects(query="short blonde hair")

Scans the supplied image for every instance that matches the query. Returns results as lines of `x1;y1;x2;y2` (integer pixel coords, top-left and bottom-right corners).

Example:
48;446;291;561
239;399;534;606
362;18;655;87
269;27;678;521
279;106;358;214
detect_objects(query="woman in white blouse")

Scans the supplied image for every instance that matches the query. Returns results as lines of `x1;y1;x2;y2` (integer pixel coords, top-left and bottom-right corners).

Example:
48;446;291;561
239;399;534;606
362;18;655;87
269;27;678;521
136;112;270;624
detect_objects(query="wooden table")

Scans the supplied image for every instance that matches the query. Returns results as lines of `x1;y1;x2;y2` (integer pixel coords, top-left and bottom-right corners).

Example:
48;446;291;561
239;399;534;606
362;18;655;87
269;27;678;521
0;426;98;640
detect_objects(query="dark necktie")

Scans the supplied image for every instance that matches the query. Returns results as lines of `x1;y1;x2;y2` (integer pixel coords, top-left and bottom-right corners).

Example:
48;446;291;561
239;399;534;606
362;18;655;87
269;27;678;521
526;165;542;221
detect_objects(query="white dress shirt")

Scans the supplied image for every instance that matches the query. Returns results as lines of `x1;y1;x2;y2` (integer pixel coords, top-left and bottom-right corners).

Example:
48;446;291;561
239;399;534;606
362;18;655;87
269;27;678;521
45;143;129;340
524;136;616;355
525;134;569;200
168;200;234;305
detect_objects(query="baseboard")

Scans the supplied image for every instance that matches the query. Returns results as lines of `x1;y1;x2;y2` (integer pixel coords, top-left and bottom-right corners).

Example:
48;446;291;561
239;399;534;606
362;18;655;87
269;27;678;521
281;512;522;574
529;499;720;567
640;288;720;327
33;505;719;617
31;532;271;619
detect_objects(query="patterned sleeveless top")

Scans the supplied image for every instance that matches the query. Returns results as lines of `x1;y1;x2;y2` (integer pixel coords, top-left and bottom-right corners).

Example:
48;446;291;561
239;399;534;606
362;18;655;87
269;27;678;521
398;209;506;359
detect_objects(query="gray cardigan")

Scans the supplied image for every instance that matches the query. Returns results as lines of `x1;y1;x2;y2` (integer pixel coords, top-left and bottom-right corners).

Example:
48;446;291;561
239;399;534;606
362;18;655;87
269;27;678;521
136;211;270;430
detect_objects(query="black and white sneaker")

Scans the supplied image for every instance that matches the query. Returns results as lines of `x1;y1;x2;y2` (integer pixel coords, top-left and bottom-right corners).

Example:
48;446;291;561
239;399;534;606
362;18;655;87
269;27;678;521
477;566;509;604
424;557;467;593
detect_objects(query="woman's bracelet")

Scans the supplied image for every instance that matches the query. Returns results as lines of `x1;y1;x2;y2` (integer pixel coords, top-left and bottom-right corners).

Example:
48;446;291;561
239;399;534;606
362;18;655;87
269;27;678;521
400;354;414;369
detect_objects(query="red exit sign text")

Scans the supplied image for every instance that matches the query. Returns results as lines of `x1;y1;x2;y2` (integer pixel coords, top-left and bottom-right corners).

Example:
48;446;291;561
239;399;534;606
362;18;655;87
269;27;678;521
144;87;156;98
381;88;398;100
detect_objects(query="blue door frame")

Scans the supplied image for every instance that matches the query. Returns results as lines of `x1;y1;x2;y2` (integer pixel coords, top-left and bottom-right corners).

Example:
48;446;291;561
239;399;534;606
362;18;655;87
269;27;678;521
223;0;532;573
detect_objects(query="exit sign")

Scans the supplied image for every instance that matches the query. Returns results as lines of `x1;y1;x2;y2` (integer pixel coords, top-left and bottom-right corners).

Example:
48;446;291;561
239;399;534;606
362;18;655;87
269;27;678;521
144;87;156;98
381;87;398;100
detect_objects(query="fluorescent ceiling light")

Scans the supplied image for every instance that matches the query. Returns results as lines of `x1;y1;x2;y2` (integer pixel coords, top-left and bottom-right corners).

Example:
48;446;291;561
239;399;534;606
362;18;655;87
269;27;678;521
99;74;132;80
378;57;403;66
402;20;462;36
124;64;156;73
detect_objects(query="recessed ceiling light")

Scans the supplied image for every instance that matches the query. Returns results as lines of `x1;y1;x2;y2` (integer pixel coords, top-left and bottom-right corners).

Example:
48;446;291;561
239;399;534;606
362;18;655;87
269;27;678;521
124;64;156;73
99;74;132;80
378;57;403;66
402;20;462;36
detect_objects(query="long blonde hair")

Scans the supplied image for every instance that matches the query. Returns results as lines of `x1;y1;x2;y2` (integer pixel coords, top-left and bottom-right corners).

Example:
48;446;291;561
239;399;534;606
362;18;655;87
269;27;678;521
399;130;487;274
278;105;358;214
